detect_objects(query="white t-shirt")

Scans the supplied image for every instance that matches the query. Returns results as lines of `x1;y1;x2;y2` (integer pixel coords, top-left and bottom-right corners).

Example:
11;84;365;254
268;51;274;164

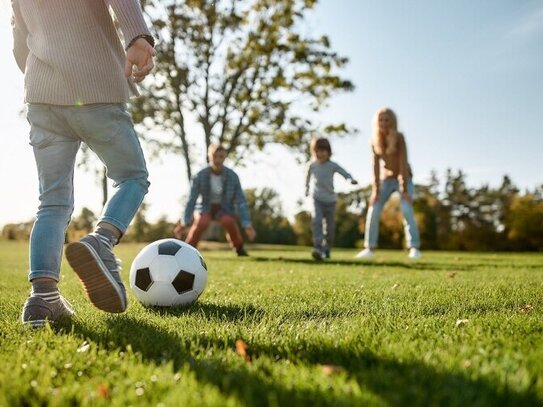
210;173;223;203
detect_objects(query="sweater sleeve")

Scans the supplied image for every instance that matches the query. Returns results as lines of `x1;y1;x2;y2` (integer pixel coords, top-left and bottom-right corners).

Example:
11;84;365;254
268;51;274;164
371;146;380;193
333;162;353;180
107;0;153;47
11;0;29;73
232;172;252;228
183;173;201;225
397;134;410;193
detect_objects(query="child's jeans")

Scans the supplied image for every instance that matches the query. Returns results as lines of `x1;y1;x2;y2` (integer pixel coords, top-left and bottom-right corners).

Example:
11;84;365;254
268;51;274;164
26;103;149;282
364;178;420;249
312;198;336;252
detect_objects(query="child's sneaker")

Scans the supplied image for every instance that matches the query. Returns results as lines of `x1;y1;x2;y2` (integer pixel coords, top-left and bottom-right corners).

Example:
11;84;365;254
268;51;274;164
236;246;249;257
65;233;127;313
408;248;422;259
21;295;74;328
312;249;324;261
355;248;375;259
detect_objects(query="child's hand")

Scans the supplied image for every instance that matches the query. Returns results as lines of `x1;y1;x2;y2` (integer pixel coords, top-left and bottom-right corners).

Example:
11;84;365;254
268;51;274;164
350;179;358;185
125;38;156;83
173;222;185;239
245;226;257;242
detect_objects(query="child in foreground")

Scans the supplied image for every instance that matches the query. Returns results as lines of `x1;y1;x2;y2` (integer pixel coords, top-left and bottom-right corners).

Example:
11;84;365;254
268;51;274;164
12;0;156;327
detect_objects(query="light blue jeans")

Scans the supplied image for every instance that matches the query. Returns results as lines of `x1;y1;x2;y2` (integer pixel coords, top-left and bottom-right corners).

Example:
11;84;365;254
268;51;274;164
312;199;336;252
364;178;420;249
26;103;149;282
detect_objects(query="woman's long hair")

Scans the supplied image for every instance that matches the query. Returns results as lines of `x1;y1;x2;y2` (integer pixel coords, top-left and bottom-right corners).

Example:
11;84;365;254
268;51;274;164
371;107;400;156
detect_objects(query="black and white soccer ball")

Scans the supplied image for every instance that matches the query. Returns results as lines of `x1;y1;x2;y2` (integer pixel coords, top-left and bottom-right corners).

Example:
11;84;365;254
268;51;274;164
129;239;207;307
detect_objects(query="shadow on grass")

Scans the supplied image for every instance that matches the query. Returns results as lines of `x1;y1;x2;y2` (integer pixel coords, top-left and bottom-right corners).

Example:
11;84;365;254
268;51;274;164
142;301;266;322
67;311;539;407
205;253;506;273
251;255;463;271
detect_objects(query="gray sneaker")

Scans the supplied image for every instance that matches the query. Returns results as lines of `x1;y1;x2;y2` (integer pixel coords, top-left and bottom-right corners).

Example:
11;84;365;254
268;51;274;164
65;233;127;313
21;295;75;328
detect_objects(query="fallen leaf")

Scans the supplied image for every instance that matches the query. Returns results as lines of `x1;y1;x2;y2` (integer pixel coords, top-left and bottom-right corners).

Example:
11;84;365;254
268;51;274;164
455;319;469;328
235;339;252;362
77;341;90;353
462;360;472;368
321;364;344;376
520;304;533;313
447;272;457;278
96;384;110;399
392;283;400;290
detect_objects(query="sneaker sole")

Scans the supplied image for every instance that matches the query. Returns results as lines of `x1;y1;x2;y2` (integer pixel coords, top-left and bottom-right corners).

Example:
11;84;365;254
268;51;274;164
22;319;48;328
65;242;126;313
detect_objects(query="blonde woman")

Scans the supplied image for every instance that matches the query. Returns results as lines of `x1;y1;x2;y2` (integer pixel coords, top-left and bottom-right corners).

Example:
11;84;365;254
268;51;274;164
355;108;421;259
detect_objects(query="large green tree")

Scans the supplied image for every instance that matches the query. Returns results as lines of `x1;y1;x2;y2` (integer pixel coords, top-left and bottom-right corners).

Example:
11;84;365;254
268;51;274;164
133;0;354;181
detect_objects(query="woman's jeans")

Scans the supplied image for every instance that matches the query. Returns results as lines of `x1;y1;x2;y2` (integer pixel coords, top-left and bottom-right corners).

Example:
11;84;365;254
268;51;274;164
364;178;420;249
26;103;149;282
312;199;336;252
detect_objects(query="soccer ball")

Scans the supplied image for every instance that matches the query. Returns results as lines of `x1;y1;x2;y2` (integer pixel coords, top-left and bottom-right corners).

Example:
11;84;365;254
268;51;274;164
129;239;207;307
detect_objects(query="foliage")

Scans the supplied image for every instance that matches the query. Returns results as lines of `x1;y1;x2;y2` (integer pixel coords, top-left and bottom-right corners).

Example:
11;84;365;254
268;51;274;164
1;220;33;241
292;210;312;246
244;188;296;244
133;0;354;181
506;192;543;251
66;207;97;242
333;196;360;248
1;242;543;405
3;172;543;252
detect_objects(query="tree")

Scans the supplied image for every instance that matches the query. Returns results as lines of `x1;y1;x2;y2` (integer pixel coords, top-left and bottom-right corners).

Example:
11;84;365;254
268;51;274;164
411;183;442;250
126;202;152;242
245;187;296;244
66;207;97;242
334;195;361;248
506;193;543;251
133;0;354;182
292;210;312;246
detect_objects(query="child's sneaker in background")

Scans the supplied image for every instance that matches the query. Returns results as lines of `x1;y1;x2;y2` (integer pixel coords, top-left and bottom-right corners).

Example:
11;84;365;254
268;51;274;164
355;248;375;259
408;248;422;259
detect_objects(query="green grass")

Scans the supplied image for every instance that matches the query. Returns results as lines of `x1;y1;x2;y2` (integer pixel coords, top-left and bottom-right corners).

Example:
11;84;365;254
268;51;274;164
1;240;542;406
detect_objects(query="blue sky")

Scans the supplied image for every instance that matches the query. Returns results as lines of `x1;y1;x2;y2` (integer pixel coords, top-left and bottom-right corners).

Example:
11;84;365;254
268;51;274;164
1;1;542;227
308;0;543;189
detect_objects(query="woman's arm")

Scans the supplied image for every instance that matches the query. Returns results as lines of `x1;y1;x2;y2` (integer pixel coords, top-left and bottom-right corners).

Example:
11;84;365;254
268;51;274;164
397;134;409;193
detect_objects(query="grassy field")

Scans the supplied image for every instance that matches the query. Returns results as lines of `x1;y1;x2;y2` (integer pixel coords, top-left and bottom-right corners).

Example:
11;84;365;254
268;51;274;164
0;240;542;406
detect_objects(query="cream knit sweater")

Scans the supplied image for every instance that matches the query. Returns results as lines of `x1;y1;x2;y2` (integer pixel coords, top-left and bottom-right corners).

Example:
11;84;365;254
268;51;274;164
11;0;153;105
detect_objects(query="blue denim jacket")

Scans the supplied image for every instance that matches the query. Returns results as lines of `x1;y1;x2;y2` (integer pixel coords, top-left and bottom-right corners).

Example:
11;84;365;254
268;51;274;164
183;166;252;227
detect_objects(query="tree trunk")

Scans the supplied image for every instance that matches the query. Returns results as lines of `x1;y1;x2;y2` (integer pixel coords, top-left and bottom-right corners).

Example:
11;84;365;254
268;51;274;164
101;166;108;207
178;115;192;183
